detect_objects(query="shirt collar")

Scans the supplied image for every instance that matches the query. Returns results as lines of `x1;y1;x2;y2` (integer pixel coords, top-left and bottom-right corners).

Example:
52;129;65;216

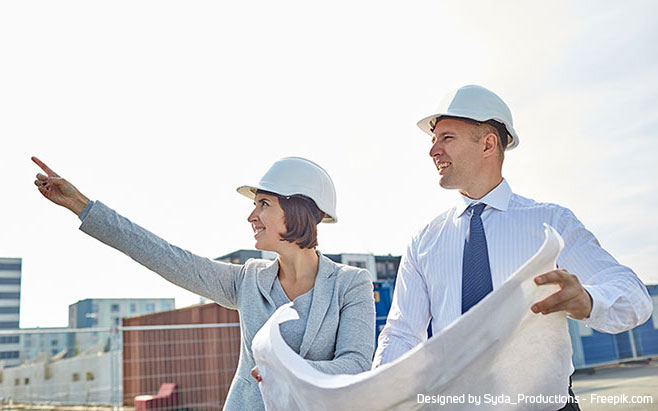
455;178;512;218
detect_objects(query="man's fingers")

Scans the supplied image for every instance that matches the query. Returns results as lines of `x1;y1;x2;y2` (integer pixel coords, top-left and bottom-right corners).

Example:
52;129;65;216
31;156;60;177
36;173;48;181
532;284;583;313
534;269;571;286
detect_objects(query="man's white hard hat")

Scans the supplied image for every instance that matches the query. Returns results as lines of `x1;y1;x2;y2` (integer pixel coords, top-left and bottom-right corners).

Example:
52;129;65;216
417;85;520;150
237;157;338;223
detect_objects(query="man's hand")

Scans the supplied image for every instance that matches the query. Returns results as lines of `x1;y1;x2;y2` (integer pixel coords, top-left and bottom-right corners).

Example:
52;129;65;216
531;268;593;320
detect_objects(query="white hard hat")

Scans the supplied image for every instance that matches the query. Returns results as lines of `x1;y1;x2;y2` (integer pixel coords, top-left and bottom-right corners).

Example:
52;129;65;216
237;157;338;223
417;85;520;150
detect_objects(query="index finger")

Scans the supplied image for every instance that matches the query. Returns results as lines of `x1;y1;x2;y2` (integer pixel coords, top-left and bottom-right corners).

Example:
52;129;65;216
31;156;60;177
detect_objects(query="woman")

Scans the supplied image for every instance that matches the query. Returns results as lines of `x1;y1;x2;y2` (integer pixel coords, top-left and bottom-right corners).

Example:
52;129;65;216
32;156;375;410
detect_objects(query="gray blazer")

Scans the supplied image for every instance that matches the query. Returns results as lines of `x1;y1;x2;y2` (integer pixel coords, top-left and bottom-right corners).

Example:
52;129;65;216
79;201;376;410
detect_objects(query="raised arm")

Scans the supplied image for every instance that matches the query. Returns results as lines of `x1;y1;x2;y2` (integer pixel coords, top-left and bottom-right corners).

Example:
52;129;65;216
31;156;245;309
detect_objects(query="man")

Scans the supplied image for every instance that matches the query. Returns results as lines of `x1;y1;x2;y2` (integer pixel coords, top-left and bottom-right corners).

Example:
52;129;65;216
373;85;652;410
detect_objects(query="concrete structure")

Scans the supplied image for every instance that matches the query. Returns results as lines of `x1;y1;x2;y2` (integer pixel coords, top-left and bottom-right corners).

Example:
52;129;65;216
69;298;175;329
0;258;21;367
19;328;72;363
217;249;401;281
14;327;115;365
0;349;117;404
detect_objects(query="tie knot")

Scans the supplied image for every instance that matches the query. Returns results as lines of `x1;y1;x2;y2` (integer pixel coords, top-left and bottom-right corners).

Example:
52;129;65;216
468;203;486;217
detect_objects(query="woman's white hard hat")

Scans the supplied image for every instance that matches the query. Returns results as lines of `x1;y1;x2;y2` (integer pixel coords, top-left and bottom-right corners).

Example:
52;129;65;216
237;157;338;223
416;85;520;150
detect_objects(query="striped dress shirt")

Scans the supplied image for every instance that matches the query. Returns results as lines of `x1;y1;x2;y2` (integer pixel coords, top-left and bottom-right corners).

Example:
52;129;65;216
373;179;652;367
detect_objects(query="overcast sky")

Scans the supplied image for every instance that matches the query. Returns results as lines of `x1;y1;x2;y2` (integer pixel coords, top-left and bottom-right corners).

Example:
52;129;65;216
2;1;657;328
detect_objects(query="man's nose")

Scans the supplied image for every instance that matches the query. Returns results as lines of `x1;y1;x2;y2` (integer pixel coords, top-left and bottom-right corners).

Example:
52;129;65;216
429;141;443;158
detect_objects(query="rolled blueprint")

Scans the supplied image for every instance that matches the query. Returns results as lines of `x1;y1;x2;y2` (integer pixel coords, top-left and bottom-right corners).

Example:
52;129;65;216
253;224;572;410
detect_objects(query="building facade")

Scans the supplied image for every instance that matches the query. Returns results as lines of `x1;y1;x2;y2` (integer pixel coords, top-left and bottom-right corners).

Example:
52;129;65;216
69;298;175;329
217;249;401;281
0;258;21;367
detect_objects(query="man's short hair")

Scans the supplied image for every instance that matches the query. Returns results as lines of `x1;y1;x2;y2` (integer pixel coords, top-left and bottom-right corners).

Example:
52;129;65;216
471;122;505;161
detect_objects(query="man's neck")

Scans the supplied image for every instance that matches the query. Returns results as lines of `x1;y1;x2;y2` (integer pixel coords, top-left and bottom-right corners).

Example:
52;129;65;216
459;176;504;200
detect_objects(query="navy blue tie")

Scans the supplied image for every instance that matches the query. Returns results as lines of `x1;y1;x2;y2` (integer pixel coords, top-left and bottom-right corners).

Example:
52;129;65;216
461;203;493;314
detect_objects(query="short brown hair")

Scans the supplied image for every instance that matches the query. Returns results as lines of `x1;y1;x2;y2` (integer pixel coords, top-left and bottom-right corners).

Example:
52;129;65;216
257;190;324;249
471;122;505;162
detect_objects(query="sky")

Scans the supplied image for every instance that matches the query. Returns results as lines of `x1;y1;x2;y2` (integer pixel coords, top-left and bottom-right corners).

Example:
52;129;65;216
1;1;657;328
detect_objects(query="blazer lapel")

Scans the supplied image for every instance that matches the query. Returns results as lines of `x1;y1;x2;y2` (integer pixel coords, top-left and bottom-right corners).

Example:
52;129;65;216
299;252;338;357
256;258;279;307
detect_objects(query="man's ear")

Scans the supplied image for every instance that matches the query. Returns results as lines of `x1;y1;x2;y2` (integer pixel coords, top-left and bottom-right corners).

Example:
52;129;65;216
482;132;498;158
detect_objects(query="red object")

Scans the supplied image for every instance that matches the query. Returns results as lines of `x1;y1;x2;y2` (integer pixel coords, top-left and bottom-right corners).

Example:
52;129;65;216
134;383;178;410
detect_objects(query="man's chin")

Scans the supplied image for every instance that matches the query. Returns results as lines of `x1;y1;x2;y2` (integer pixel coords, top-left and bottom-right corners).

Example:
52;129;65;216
438;178;457;190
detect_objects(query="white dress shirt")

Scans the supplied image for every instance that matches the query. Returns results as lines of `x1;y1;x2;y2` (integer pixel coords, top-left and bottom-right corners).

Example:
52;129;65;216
373;179;652;367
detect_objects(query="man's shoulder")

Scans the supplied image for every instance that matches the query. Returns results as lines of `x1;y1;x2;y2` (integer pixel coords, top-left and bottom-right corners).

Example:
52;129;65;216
508;192;571;215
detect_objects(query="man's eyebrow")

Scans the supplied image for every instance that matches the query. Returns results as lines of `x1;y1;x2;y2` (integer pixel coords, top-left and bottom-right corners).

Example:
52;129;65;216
433;130;456;138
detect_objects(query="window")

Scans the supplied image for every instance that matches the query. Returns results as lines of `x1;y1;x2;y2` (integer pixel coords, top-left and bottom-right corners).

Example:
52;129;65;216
111;304;120;312
577;321;593;337
114;317;120;326
0;336;19;344
51;339;58;346
348;261;366;268
146;303;155;313
130;303;137;313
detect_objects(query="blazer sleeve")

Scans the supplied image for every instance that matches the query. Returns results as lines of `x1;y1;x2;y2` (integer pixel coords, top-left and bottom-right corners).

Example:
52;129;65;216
79;200;245;310
307;268;376;374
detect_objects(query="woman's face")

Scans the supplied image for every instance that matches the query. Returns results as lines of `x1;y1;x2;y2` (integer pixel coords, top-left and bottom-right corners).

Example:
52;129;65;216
247;192;288;252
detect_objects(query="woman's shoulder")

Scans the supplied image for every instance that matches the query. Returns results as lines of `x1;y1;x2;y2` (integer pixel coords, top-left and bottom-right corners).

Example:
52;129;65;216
320;255;372;287
242;257;277;272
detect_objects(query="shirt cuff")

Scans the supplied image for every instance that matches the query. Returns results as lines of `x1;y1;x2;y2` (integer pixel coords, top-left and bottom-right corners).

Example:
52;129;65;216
581;284;607;328
78;200;95;221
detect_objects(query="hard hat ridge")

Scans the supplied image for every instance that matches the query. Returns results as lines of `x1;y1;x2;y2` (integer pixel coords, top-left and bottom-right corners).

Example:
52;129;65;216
237;157;338;223
417;85;520;150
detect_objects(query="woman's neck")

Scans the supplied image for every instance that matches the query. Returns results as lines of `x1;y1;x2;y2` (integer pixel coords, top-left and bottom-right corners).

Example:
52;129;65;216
277;247;319;283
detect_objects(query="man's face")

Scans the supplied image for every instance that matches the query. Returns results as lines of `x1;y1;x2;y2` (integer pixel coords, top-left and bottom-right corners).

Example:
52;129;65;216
428;118;483;194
